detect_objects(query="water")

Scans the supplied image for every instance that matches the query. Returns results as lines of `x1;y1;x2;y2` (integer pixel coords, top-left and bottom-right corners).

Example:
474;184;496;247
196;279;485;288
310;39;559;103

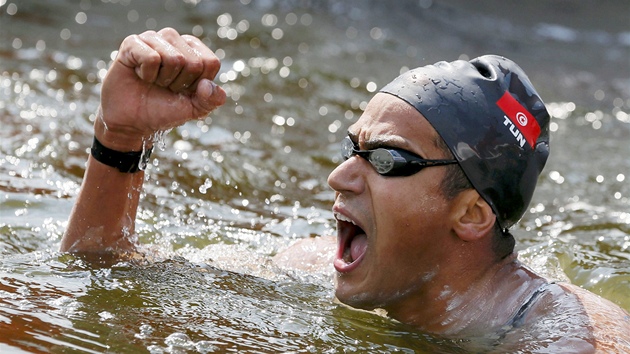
1;0;629;352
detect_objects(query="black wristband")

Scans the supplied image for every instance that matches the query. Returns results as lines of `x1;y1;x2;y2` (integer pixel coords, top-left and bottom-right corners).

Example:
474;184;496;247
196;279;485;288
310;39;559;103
90;136;153;173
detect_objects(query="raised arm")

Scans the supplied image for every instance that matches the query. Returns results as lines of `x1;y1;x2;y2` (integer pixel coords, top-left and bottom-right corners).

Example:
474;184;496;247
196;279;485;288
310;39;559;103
61;28;226;253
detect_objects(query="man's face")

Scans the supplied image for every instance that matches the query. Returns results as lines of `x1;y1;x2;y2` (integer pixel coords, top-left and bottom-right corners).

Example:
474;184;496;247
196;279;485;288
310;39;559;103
327;93;457;312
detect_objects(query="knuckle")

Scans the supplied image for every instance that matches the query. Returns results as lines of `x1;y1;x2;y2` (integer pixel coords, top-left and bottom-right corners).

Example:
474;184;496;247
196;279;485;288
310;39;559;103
145;51;161;66
120;34;142;49
158;27;179;39
164;52;186;68
181;34;198;42
138;30;157;41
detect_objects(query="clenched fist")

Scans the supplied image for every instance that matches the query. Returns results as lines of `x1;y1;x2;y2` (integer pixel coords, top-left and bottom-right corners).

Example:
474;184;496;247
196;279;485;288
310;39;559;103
96;28;226;152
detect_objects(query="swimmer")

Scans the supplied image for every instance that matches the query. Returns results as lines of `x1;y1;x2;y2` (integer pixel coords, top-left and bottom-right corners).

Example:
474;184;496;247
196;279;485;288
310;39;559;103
61;28;630;352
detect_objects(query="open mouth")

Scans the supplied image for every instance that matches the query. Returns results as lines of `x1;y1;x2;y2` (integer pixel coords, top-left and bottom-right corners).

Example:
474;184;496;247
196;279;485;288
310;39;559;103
333;211;368;272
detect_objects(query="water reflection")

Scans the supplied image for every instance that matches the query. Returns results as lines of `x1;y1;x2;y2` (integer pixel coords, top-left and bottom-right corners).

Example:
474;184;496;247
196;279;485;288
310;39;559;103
1;0;629;352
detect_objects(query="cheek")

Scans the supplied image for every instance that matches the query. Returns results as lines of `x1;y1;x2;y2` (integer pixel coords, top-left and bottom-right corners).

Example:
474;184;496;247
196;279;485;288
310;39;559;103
411;193;448;221
371;177;451;250
375;179;447;223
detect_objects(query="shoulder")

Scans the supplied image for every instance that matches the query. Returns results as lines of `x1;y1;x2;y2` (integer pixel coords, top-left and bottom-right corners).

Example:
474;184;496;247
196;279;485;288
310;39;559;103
558;283;630;352
517;282;630;353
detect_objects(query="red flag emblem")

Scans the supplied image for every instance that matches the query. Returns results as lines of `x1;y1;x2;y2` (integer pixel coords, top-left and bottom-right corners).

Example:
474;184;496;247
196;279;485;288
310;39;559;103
496;91;541;149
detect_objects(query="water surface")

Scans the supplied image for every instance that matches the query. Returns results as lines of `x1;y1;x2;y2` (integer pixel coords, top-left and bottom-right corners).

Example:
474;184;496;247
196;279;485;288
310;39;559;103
1;0;629;352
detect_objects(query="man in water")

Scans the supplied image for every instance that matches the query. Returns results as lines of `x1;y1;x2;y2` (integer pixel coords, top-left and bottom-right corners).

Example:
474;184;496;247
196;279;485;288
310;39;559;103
61;28;629;351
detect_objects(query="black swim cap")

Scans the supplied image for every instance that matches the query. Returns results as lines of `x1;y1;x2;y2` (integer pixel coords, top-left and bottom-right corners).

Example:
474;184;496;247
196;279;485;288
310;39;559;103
380;55;550;230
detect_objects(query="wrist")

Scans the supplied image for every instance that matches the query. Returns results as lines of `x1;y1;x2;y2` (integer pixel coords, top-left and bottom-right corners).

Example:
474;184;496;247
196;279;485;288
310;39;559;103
90;136;153;173
94;106;153;152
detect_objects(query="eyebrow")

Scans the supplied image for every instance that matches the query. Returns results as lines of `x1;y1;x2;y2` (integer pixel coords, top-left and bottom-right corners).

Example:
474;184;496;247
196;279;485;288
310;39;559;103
346;131;412;151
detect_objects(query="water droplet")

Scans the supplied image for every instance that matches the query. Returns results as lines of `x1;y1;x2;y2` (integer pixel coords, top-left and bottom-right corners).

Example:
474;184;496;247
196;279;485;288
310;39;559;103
152;129;172;151
199;178;213;194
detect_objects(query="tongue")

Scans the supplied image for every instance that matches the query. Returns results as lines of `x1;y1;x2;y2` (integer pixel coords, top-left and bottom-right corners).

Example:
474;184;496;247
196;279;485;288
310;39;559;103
350;233;368;262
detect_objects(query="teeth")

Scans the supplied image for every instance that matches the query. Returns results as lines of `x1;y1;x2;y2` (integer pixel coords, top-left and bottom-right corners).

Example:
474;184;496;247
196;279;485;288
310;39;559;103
334;212;356;225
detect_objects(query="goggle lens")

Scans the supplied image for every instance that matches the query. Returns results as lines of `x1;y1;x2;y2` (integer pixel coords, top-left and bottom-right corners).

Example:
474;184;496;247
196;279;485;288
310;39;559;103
340;136;458;177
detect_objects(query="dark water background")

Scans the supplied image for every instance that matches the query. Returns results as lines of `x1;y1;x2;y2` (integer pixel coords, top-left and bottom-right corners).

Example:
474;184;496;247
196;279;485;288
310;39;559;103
1;0;629;352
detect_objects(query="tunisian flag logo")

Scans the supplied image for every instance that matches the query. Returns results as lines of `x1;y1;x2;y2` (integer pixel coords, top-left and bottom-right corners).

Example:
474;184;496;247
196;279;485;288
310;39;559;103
496;91;541;149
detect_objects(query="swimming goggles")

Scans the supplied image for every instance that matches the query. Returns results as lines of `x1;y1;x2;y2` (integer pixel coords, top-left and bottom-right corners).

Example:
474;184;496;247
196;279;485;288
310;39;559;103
341;136;458;176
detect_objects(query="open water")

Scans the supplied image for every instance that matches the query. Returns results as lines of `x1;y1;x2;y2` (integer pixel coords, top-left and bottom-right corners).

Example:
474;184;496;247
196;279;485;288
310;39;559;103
1;0;629;352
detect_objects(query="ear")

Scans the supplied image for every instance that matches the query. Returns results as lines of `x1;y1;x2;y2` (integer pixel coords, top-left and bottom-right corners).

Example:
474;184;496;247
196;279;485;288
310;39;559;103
450;190;496;242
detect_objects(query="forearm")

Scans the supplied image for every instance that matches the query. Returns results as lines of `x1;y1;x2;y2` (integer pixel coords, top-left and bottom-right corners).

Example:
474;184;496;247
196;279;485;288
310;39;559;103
61;155;145;253
60;28;225;253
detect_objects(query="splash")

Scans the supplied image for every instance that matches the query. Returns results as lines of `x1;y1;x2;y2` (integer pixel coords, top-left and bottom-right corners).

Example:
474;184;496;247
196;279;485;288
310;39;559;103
151;129;173;152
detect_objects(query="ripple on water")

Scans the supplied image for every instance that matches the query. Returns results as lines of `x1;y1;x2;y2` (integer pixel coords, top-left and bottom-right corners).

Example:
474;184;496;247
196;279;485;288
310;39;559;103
1;0;630;352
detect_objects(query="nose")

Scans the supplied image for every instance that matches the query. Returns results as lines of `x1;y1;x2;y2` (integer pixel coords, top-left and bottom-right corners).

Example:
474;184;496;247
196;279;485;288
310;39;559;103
327;156;367;195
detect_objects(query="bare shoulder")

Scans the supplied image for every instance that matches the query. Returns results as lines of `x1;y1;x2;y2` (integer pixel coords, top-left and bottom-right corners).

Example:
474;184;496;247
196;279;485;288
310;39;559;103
559;283;630;351
497;282;629;353
272;235;336;273
523;282;629;352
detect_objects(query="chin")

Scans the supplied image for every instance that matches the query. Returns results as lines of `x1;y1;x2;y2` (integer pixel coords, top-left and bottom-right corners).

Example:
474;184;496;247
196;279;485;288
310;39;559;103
334;281;380;311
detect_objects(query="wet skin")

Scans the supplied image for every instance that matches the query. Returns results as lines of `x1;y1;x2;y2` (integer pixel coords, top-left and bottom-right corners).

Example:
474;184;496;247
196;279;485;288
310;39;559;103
323;93;630;347
328;92;463;313
58;27;630;349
